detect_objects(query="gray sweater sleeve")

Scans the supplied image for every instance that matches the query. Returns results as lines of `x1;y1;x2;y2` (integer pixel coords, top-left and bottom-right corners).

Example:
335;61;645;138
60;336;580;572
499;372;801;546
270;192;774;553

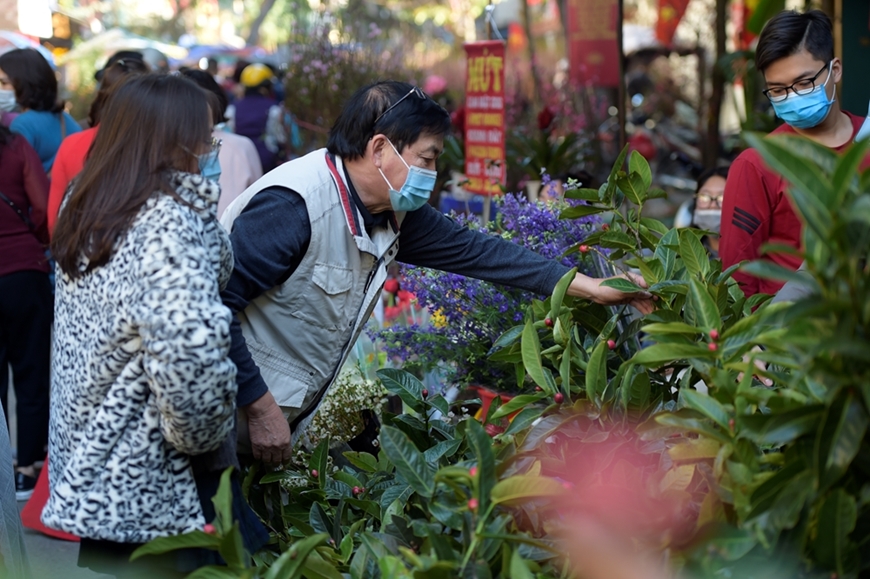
770;261;815;304
396;204;572;296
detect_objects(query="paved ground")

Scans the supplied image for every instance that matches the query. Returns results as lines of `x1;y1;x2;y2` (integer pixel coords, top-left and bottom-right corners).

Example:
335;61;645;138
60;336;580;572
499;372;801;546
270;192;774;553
17;502;111;579
7;374;109;578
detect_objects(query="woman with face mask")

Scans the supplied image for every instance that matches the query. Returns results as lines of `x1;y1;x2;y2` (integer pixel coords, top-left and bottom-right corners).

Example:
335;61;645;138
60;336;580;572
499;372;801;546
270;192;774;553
46;74;267;578
691;167;729;258
0;49;81;174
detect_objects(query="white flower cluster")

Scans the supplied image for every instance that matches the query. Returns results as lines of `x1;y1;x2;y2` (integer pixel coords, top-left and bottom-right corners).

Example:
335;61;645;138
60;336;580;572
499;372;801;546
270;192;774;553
303;363;387;449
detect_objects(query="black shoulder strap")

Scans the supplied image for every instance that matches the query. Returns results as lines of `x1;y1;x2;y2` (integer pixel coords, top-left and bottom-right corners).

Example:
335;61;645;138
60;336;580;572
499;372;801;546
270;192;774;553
0;190;35;230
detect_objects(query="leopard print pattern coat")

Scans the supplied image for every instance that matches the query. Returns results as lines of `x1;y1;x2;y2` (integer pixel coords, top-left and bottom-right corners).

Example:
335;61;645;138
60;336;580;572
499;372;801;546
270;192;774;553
42;172;238;543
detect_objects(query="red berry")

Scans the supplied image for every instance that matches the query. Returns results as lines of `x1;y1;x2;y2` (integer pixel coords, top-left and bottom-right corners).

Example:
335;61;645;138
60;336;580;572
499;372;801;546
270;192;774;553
468;498;479;511
579;244;590;253
422;388;429;399
708;342;718;352
352;486;361;496
606;339;616;350
709;329;720;341
728;418;735;430
554;392;564;404
469;466;478;477
601;223;610;231
203;523;216;535
535;386;542;392
310;469;318;478
544;317;553;327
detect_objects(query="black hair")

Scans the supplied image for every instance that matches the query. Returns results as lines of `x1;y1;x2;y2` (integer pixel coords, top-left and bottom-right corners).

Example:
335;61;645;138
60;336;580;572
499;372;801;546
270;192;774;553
755;10;834;73
0;48;61;112
695;166;729;195
179;68;229;122
327;81;451;160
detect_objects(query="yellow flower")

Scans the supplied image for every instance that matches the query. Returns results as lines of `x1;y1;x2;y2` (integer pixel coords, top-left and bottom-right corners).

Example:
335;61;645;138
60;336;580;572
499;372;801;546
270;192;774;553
430;309;447;328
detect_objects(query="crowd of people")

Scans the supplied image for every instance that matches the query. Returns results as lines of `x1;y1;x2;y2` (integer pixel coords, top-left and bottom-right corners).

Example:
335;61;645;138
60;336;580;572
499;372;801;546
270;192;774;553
0;6;861;578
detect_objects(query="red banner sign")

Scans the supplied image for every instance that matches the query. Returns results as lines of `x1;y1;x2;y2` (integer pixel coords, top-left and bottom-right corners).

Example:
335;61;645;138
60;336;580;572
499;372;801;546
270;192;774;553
463;40;506;196
566;0;620;87
655;0;691;46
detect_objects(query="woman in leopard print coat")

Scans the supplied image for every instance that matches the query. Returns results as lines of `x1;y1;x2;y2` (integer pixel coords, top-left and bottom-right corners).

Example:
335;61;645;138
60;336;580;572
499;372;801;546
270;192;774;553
44;75;238;563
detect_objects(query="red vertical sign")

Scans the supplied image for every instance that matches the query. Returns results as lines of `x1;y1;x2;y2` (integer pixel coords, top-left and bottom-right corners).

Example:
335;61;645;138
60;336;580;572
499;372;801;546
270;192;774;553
656;0;691;46
567;0;620;87
463;41;506;196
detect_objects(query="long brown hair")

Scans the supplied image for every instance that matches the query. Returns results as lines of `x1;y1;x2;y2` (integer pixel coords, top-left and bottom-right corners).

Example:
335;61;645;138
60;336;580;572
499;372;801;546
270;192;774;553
87;58;149;126
51;74;212;278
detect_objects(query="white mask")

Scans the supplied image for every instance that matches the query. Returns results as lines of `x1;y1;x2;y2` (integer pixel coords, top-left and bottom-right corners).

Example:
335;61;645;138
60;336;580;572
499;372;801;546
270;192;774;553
693;209;721;234
0;89;16;113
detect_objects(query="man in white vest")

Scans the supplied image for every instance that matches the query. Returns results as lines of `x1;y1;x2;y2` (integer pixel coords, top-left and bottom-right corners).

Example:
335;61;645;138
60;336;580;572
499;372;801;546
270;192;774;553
220;81;653;465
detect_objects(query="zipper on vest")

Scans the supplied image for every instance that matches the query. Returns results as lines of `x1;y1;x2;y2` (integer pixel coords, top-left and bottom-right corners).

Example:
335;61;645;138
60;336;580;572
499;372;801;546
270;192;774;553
364;257;384;293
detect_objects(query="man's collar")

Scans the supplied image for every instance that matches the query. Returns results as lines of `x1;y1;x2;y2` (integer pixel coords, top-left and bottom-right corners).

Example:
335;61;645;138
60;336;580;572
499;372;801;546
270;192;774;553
342;160;390;232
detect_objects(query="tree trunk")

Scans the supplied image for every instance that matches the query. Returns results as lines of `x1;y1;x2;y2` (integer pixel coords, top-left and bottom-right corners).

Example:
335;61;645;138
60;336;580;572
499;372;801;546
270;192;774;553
521;0;543;108
246;0;279;46
704;0;727;167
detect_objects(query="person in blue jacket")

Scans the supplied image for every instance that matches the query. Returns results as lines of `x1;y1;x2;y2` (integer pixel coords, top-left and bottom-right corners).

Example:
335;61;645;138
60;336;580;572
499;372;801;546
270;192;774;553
0;48;81;173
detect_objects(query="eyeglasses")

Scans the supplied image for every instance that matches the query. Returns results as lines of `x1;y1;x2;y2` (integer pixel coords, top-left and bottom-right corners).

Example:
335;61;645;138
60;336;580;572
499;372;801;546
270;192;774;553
763;62;831;103
695;193;723;208
374;87;427;125
208;137;222;155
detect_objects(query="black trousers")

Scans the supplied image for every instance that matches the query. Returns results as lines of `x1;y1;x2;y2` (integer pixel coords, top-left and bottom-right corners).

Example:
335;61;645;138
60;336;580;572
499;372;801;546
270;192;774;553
0;270;52;467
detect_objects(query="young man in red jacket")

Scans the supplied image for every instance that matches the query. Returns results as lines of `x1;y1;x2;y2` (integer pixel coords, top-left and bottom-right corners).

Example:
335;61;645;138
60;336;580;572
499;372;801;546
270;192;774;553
720;9;868;297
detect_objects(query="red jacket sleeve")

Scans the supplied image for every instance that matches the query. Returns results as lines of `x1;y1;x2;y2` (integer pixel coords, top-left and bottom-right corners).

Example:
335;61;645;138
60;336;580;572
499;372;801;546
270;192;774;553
719;151;773;297
48;138;74;236
20;137;50;245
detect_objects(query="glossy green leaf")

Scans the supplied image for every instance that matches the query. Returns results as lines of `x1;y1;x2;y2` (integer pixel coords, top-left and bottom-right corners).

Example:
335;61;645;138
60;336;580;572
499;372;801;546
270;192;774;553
680;389;730;431
184;566;241;579
377;369;425;412
640;322;700;335
679;229;709;278
629;150;653;189
130;531;221;561
655;229;679;278
466;419;496;515
688;278;722;331
380;426;434;497
560;204;607;219
738;405;824;445
654;412;732;445
740;260;817;288
629;343;717;366
510;548;535;579
599;277;643;293
302;551;345;579
603;145;629;203
343;451;378;473
814;489;858;575
522;319;550;393
769;470;814;530
491;393;546;420
549;268;577;323
564;187;603;201
218;523;246;569
616;171;647;206
490;475;566;506
423;439;462;464
504;407;545;436
212;467;235;534
310;438;329;490
816;390;869;492
491;325;524;351
585;341;608;402
599;230;637;251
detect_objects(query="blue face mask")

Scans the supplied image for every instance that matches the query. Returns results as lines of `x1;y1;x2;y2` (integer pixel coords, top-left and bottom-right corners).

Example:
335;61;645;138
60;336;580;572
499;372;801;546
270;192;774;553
379;140;437;212
198;150;222;182
771;62;835;130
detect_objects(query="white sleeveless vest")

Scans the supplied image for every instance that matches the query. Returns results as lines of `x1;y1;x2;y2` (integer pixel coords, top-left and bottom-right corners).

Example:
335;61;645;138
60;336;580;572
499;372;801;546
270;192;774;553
221;149;404;426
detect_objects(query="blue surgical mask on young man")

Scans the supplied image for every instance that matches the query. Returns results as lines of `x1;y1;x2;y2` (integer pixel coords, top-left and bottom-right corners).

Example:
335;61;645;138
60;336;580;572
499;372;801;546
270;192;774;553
771;61;836;130
198;150;222;182
378;140;437;212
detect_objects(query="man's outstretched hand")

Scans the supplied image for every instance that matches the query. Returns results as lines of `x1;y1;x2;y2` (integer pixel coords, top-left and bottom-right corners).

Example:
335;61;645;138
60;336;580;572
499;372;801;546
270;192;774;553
244;391;293;465
568;272;656;315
